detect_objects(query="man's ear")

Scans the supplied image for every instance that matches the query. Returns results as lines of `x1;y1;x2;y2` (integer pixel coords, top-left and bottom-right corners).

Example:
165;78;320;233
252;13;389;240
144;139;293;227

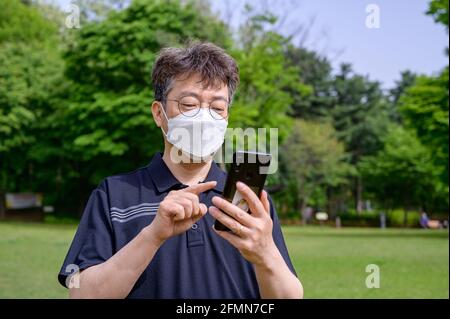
151;101;163;127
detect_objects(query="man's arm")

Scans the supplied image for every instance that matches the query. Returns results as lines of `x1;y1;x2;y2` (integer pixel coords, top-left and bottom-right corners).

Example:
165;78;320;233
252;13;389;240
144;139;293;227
209;182;303;299
253;245;304;299
69;181;216;299
69;224;162;299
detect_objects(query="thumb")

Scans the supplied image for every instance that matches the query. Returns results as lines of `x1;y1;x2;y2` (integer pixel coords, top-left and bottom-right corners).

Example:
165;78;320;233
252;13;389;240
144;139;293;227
199;203;207;215
192;204;208;223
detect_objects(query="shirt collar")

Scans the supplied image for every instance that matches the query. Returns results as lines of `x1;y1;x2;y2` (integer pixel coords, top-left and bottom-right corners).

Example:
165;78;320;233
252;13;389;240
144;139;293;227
147;152;225;194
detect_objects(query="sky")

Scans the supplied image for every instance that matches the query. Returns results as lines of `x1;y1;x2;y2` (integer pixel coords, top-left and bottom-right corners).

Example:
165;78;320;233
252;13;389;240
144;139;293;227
210;0;449;89
55;0;449;89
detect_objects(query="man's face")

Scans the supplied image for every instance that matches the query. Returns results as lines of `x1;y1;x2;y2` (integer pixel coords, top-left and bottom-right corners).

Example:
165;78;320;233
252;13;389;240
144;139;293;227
152;72;229;135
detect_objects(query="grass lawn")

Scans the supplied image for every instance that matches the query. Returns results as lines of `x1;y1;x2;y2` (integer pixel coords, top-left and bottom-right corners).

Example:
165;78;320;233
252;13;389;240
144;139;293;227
0;221;448;298
283;226;448;298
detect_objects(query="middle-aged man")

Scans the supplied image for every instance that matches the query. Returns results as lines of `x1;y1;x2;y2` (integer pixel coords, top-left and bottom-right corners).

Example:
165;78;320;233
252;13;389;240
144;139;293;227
58;42;303;299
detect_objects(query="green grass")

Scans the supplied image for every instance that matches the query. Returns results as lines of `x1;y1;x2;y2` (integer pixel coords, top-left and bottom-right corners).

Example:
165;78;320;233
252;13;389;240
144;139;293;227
0;222;76;298
0;222;448;298
284;226;449;298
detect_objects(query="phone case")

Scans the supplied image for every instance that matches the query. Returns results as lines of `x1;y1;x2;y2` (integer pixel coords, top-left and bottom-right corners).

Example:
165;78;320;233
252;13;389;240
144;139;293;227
214;151;271;231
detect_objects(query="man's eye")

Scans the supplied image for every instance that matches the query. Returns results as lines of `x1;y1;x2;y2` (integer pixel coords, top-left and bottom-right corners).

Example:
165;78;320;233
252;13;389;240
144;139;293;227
212;107;225;113
182;104;198;108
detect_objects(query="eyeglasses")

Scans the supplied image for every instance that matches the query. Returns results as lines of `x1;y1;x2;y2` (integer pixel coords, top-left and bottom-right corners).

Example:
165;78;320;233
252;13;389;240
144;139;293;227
164;96;229;120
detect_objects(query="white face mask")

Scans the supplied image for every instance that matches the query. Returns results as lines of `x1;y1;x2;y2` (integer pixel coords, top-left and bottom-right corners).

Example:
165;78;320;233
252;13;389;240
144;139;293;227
159;105;228;161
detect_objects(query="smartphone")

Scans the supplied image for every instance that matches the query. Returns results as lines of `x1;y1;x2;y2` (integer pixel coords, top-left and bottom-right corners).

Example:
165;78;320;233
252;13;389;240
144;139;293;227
214;151;272;231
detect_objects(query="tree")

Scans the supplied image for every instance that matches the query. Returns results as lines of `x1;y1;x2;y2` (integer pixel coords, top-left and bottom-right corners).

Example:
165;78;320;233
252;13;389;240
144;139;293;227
359;126;447;223
280;119;353;217
0;0;57;43
427;0;449;32
0;0;64;216
0;0;313;216
388;70;417;122
45;0;235;213
330;63;391;212
360;0;450;218
284;46;332;120
399;67;449;189
228;9;311;142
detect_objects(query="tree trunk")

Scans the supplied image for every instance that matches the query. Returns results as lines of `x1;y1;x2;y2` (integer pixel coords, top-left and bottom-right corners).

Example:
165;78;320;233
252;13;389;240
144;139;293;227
403;209;408;228
299;197;307;225
326;187;334;218
403;196;412;227
355;176;363;214
0;190;5;219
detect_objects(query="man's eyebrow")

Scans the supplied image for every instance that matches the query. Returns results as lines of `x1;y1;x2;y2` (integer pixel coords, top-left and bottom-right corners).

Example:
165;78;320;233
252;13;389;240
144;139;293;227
178;91;201;99
177;91;228;102
210;95;229;102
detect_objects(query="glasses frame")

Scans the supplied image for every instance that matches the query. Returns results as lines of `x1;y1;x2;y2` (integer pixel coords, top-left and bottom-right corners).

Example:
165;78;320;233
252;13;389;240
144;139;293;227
163;97;230;120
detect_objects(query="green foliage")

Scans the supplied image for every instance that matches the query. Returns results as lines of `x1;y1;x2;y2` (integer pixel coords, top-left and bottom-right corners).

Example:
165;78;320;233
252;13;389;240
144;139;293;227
355;1;450;215
64;0;231;93
280;119;354;209
41;0;235;212
0;0;57;44
338;209;421;228
359;126;447;212
388;70;417;122
0;0;64;193
337;210;381;227
284;46;332;119
399;67;449;187
0;43;64;192
331;64;391;163
0;0;448;219
386;209;421;228
229;11;311;142
427;0;449;31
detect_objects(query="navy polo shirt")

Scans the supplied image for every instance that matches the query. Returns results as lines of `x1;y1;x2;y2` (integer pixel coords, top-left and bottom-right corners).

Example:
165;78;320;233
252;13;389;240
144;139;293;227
58;152;297;298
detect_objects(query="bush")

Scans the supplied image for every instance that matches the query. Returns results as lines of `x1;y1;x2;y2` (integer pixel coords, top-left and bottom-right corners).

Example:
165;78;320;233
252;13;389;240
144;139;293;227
337;209;421;228
387;209;421;228
337;210;381;227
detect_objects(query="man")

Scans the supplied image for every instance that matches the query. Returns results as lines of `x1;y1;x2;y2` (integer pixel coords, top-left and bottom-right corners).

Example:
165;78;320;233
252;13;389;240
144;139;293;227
58;42;303;299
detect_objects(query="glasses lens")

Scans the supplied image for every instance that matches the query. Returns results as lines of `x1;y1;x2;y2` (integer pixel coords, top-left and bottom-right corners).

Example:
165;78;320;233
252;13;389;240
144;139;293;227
209;100;228;120
178;96;201;116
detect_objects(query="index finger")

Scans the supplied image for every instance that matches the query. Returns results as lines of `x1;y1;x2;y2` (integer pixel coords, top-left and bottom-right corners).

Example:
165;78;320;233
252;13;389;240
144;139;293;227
182;181;217;195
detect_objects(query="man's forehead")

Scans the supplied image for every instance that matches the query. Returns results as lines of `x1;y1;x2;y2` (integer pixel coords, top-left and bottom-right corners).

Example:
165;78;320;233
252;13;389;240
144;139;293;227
171;73;228;96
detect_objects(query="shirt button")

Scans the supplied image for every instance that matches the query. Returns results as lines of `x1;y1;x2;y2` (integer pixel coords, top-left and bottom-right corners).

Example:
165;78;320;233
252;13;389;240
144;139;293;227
191;223;198;230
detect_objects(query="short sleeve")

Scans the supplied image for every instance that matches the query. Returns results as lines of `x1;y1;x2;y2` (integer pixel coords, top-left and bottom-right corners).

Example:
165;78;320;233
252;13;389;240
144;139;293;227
57;186;114;288
268;194;298;277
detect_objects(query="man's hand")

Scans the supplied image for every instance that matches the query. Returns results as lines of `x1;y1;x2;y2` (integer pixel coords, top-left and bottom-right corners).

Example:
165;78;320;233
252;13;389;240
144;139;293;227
70;180;217;299
149;181;217;243
209;181;279;267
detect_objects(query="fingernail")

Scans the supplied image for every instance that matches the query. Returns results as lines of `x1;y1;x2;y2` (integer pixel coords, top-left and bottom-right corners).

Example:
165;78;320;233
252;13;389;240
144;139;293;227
236;181;244;188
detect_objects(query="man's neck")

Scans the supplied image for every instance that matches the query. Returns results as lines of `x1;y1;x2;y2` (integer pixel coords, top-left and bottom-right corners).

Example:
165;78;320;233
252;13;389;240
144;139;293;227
162;145;213;186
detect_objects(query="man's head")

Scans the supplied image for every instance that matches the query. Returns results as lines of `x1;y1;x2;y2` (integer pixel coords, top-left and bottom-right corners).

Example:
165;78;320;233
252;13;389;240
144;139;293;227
151;42;239;161
152;42;239;104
